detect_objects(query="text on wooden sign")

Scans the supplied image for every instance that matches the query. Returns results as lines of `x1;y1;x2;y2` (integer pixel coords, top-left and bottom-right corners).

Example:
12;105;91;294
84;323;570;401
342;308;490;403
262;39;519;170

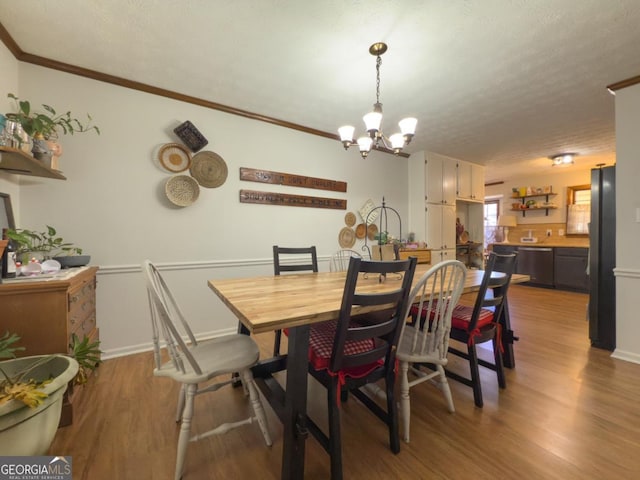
240;167;347;193
239;190;347;210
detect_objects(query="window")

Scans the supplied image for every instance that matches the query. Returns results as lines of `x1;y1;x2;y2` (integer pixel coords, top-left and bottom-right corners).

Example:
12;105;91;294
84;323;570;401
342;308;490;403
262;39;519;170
484;200;499;227
483;199;500;247
566;184;590;235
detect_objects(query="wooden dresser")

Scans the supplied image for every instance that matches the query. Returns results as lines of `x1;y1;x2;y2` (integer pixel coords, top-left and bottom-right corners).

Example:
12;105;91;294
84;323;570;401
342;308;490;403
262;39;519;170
398;248;432;264
0;266;99;425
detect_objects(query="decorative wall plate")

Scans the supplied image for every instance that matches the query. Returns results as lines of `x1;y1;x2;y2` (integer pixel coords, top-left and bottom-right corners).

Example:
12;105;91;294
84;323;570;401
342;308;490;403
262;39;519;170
173;120;209;152
358;198;379;224
165;175;200;207
367;223;378;241
158;143;192;173
190;151;228;188
338;227;356;248
355;223;366;239
344;211;356;227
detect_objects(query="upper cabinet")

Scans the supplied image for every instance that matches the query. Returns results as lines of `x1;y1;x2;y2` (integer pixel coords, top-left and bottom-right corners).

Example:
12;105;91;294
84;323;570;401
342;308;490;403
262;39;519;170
0;147;66;180
425;154;457;205
456;160;484;202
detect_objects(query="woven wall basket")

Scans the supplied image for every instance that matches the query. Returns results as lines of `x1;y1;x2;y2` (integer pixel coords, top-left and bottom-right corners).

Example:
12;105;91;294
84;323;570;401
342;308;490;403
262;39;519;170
190;151;228;188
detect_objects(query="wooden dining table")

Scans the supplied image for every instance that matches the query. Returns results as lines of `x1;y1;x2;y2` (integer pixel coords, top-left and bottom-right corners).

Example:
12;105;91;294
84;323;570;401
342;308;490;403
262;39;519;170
208;264;528;480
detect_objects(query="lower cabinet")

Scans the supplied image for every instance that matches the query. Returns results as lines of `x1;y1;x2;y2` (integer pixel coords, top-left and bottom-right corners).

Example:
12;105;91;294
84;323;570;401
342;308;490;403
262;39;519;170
554;247;589;293
491;245;588;292
431;248;457;263
0;266;99;425
517;246;554;287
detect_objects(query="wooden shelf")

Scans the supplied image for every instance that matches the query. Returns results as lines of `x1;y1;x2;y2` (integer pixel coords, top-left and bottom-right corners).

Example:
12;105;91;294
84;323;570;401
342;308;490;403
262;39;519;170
0;146;66;180
511;206;558;211
511;192;557;216
510;192;556;199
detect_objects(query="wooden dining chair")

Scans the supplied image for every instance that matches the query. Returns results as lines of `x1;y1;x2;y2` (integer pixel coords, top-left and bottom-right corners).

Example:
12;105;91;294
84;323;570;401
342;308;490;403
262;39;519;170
272;245;318;355
397;259;467;442
142;260;272;480
329;249;362;272
305;256;417;480
446;252;517;407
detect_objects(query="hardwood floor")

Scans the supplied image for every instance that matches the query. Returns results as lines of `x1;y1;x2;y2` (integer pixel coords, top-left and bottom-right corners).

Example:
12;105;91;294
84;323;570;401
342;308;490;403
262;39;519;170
50;285;640;479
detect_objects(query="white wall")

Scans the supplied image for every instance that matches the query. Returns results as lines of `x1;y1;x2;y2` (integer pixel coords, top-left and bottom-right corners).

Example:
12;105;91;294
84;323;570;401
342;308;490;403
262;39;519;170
0;41;21;215
2;60;409;358
612;82;640;364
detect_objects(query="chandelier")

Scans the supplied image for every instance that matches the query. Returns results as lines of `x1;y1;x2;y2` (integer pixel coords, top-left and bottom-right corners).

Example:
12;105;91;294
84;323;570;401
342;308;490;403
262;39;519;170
338;42;417;158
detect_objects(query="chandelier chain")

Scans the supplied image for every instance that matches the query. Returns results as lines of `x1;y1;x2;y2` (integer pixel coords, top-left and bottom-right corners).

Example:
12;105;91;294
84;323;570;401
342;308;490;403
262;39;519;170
375;55;382;105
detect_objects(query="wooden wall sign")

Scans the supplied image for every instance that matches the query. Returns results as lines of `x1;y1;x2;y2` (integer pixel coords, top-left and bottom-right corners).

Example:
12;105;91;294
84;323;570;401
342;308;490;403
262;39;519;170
240;167;347;193
239;189;347;210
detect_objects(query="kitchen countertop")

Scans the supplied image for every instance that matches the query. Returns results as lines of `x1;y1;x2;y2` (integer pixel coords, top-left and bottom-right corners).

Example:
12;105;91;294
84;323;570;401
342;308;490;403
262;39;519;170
491;240;588;248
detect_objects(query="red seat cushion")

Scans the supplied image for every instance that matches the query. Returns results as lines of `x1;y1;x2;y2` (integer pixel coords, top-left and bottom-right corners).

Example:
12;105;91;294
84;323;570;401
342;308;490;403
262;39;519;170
308;320;381;375
450;304;494;331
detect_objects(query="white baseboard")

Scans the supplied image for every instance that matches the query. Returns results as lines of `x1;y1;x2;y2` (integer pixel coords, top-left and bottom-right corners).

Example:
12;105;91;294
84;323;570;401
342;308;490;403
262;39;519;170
610;348;640;365
101;327;237;360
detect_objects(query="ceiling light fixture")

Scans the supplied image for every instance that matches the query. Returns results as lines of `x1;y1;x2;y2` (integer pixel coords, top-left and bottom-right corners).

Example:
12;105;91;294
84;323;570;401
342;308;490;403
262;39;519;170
551;153;576;166
338;42;417;159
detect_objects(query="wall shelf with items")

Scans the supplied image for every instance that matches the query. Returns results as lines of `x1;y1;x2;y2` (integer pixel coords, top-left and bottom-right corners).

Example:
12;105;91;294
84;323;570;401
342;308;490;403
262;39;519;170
0;146;66;180
510;192;557;217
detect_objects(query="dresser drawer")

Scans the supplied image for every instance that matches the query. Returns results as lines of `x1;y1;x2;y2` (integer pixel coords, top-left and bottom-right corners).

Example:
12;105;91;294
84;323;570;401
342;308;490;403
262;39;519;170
68;279;96;330
398;248;431;264
69;312;97;340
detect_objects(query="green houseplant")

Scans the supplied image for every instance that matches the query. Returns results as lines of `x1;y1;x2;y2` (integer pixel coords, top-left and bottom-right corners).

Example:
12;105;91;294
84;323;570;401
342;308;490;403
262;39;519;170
5;225;83;264
7;93;100;140
6;93;100;167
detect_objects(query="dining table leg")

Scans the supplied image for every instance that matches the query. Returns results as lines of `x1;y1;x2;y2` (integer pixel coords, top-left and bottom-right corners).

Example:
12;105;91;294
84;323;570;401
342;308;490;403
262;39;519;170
281;324;310;480
498;296;517;368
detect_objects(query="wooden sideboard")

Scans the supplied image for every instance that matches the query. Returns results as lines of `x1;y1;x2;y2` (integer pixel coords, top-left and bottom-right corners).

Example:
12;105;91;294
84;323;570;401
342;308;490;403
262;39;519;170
0;266;99;425
398;248;432;264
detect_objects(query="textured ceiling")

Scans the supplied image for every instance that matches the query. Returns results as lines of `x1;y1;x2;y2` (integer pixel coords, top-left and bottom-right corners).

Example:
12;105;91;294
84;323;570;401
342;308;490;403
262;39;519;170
1;0;639;182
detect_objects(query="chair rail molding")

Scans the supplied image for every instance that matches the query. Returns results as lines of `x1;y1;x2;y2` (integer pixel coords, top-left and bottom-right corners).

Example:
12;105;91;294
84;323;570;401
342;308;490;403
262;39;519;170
613;267;640;279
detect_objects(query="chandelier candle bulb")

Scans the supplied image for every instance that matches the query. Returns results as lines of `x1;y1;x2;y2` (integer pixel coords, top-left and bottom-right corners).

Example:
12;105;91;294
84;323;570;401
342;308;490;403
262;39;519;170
338;126;355;148
357;137;373;157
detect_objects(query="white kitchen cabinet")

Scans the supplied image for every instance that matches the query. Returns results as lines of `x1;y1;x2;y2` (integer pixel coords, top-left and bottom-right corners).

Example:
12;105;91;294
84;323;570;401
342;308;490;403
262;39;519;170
425;154;457;205
430;248;457;262
426;203;456;253
407;150;464;255
456;160;485;202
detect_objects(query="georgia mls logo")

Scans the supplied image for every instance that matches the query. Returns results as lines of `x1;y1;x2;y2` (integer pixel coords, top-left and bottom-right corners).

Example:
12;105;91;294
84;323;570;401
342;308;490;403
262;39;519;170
49;457;72;474
0;456;72;480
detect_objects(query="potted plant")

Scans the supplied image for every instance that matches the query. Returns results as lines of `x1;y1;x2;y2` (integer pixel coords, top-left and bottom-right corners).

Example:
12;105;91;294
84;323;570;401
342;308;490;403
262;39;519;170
4;225;89;267
6;93;100;168
68;333;101;385
0;332;80;455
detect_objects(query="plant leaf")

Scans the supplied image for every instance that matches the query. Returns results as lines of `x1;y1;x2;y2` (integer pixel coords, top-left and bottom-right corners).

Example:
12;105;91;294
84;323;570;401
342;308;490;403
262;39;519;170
0;331;25;359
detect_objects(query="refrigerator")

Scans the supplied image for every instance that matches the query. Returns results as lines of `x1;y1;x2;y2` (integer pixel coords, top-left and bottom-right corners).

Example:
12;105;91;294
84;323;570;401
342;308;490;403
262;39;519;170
589;165;616;350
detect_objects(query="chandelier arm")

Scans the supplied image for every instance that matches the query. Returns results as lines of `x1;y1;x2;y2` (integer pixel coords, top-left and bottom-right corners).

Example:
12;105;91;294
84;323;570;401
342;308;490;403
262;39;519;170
376;133;392;150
